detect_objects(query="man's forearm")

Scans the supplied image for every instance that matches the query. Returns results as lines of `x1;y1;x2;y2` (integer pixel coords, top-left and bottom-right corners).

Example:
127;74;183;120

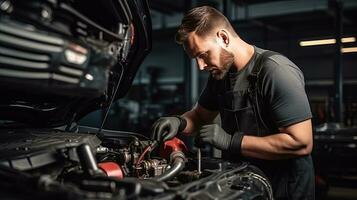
180;104;219;136
181;111;201;135
240;133;312;160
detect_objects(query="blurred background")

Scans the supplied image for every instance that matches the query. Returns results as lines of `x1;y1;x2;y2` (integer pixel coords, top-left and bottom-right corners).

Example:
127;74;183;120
80;0;357;199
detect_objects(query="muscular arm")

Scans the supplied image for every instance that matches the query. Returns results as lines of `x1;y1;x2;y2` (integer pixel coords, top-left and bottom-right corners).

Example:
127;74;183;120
181;104;219;135
241;119;313;160
237;55;313;160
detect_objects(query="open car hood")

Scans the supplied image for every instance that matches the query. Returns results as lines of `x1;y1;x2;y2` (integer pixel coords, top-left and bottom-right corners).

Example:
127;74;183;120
0;0;151;127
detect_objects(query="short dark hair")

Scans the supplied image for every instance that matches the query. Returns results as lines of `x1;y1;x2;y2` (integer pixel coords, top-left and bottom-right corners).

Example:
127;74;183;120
175;6;236;44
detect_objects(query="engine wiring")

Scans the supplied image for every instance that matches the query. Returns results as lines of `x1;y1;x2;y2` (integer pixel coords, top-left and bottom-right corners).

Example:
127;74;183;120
135;141;158;177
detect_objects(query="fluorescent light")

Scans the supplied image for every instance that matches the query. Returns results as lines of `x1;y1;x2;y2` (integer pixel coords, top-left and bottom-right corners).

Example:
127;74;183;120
300;39;335;46
341;37;356;43
299;37;356;47
341;47;357;53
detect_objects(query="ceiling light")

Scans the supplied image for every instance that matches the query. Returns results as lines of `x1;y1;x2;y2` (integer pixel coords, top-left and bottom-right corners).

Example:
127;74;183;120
299;37;356;47
341;37;356;43
341;47;357;53
300;39;335;46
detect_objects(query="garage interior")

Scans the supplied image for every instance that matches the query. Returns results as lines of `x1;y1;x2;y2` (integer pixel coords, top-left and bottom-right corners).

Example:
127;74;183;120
78;0;356;199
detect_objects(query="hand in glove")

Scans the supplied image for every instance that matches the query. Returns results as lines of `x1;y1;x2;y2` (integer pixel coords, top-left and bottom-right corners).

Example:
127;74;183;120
151;116;187;142
197;124;232;150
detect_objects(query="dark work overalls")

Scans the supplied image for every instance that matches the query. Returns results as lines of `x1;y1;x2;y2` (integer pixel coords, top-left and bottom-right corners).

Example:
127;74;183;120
218;51;315;199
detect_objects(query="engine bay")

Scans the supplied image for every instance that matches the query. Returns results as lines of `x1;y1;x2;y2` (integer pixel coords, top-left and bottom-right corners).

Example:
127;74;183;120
0;127;273;199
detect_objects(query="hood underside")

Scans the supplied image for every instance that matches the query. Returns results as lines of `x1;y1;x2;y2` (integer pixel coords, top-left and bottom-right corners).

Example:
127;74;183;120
0;0;152;127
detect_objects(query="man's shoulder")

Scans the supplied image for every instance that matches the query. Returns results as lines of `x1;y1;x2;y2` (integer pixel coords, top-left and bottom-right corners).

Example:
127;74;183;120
256;51;303;81
254;47;297;69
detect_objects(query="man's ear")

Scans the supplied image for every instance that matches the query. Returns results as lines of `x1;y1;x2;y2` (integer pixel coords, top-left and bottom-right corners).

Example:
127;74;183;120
216;29;229;47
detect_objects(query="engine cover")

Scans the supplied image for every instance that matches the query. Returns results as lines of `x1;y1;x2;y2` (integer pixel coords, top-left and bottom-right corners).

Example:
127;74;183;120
0;128;101;170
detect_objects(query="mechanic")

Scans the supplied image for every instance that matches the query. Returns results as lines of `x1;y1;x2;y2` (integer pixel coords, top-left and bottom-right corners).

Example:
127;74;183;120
151;6;314;200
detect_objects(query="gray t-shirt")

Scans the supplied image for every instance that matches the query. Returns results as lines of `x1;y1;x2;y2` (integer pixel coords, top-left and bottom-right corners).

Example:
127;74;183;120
198;46;312;128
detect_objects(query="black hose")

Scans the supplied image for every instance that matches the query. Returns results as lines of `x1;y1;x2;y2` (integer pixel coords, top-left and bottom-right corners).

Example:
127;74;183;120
153;154;185;182
77;144;99;173
77;144;103;176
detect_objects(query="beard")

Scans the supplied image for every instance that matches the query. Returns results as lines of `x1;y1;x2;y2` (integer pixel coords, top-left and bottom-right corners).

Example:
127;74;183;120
211;48;234;80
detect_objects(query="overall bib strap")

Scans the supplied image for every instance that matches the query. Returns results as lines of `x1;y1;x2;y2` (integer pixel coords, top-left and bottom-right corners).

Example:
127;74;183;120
247;50;280;134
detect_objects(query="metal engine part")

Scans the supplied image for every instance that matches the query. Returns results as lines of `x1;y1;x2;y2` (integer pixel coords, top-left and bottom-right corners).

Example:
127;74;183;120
135;159;168;177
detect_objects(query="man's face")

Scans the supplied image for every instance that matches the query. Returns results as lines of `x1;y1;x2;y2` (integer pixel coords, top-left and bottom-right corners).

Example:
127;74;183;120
184;32;234;80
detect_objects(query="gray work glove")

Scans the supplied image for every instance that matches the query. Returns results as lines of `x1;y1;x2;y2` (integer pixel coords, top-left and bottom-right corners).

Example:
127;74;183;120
197;124;232;150
151;116;187;142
